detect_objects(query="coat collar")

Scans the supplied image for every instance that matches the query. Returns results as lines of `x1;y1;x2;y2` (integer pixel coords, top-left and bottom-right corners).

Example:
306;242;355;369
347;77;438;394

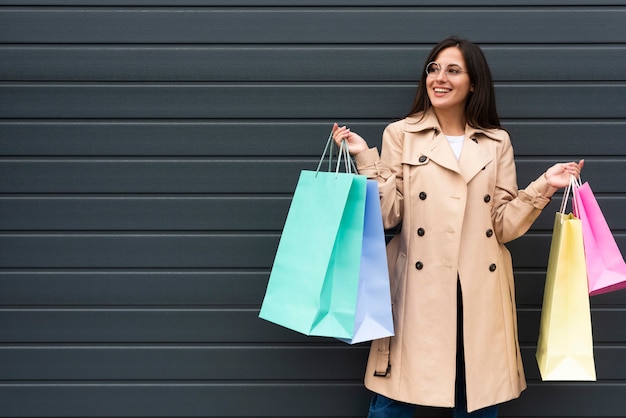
404;110;505;183
404;109;505;141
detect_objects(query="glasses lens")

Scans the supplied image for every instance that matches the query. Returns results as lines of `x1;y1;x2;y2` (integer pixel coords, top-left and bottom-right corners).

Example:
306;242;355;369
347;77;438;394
426;62;440;75
447;65;463;75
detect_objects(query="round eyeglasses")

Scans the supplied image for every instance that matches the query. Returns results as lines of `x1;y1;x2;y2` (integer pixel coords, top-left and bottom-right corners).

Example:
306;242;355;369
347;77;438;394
425;62;468;78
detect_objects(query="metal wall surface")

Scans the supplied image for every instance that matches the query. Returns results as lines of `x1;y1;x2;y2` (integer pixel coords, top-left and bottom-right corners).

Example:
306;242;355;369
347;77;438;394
0;1;625;417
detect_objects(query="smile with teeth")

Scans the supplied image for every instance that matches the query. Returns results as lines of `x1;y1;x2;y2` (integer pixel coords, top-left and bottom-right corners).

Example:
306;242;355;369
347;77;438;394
434;88;451;93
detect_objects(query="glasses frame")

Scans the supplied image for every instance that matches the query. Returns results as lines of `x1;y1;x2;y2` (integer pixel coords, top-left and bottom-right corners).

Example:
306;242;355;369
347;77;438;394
425;61;469;78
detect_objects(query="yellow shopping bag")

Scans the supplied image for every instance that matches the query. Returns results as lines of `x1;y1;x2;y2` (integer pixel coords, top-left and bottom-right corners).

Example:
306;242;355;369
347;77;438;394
535;210;596;381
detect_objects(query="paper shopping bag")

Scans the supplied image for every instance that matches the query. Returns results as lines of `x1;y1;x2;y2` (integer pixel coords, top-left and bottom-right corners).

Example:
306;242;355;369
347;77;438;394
536;212;596;381
259;133;369;339
573;181;626;296
259;169;367;339
339;180;394;344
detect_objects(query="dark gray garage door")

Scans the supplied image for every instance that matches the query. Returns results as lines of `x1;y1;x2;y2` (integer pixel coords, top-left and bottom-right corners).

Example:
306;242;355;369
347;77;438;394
1;1;625;416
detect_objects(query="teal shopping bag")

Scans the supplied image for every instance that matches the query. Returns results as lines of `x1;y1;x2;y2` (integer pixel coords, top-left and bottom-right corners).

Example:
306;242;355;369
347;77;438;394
259;137;367;339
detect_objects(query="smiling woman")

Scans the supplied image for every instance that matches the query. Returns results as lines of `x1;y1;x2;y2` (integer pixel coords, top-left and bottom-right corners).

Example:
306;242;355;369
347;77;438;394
332;36;584;418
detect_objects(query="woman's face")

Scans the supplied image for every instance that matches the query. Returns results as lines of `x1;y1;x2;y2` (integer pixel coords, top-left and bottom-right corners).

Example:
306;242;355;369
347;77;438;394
426;46;473;114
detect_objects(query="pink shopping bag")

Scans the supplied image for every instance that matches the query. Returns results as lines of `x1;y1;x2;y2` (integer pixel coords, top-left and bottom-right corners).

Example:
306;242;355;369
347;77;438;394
573;180;626;296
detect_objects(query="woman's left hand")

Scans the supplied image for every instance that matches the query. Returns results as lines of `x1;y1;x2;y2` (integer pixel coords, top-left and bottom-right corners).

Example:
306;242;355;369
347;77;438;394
544;159;585;189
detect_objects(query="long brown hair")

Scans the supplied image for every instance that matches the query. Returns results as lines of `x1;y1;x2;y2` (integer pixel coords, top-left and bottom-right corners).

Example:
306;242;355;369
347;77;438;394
406;36;501;129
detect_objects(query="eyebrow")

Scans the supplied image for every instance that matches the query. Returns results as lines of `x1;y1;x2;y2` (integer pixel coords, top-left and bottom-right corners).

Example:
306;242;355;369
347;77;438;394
433;61;464;68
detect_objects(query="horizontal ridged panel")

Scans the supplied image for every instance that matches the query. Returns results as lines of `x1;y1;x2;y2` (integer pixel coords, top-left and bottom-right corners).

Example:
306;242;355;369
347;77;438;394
1;8;625;44
499;384;626;416
0;159;306;194
1;160;624;193
1;84;625;119
3;0;625;5
0;234;280;268
0;196;624;231
0;197;291;231
0;346;623;381
0;382;624;417
1;270;625;307
1;121;625;157
0;309;624;343
0;345;369;380
0;271;267;306
0;233;624;268
0;383;372;417
1;46;624;82
0;382;623;417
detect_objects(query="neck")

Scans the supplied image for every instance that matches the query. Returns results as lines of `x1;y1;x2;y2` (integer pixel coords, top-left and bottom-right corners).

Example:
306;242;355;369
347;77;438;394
433;108;466;136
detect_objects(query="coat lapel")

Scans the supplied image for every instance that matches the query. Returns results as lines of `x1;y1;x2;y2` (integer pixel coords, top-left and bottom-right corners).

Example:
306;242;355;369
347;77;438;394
403;111;461;175
458;132;493;183
423;132;462;175
403;111;500;184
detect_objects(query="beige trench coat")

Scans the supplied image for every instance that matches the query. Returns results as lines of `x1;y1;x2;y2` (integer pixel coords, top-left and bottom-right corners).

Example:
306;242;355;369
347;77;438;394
355;110;554;412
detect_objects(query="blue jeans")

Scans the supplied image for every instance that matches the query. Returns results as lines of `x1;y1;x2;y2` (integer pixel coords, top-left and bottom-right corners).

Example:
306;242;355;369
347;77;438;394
367;282;499;418
367;393;498;417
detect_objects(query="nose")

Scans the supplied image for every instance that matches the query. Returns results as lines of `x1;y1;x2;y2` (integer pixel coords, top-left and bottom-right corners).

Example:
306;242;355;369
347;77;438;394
435;70;448;82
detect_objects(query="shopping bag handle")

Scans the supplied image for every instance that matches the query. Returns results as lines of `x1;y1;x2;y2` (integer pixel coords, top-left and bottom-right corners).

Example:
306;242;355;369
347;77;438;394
559;175;581;220
315;130;358;177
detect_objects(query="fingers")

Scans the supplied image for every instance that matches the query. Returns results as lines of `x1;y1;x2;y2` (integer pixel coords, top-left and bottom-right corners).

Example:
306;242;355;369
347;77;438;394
561;163;577;176
332;124;351;145
546;159;585;188
562;159;584;178
570;160;583;174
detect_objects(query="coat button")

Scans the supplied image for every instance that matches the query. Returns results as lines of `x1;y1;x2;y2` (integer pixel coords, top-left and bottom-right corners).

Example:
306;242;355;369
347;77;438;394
419;155;427;163
489;263;497;272
419;192;427;200
483;194;491;203
417;228;425;236
415;261;424;270
486;229;494;237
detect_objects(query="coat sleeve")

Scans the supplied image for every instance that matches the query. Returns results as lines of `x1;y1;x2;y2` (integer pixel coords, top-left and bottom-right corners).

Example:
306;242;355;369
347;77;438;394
354;122;404;230
492;133;554;243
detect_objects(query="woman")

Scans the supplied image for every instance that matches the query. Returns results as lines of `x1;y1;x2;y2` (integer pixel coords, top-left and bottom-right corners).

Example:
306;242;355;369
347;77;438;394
332;36;583;417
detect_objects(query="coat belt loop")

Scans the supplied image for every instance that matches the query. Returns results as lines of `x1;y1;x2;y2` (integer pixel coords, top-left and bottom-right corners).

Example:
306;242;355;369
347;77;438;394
373;337;392;377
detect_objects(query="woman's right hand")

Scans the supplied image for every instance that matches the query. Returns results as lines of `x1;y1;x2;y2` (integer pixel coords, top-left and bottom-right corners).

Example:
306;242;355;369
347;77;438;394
332;123;370;155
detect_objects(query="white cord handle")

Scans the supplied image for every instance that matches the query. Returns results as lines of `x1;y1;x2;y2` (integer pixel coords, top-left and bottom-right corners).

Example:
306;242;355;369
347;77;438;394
559;175;580;220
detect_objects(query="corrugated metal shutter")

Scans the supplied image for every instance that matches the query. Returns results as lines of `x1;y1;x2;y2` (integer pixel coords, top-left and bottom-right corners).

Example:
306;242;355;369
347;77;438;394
0;1;624;416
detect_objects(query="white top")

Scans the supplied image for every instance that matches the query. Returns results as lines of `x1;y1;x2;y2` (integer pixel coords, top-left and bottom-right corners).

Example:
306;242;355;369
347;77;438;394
445;134;464;160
